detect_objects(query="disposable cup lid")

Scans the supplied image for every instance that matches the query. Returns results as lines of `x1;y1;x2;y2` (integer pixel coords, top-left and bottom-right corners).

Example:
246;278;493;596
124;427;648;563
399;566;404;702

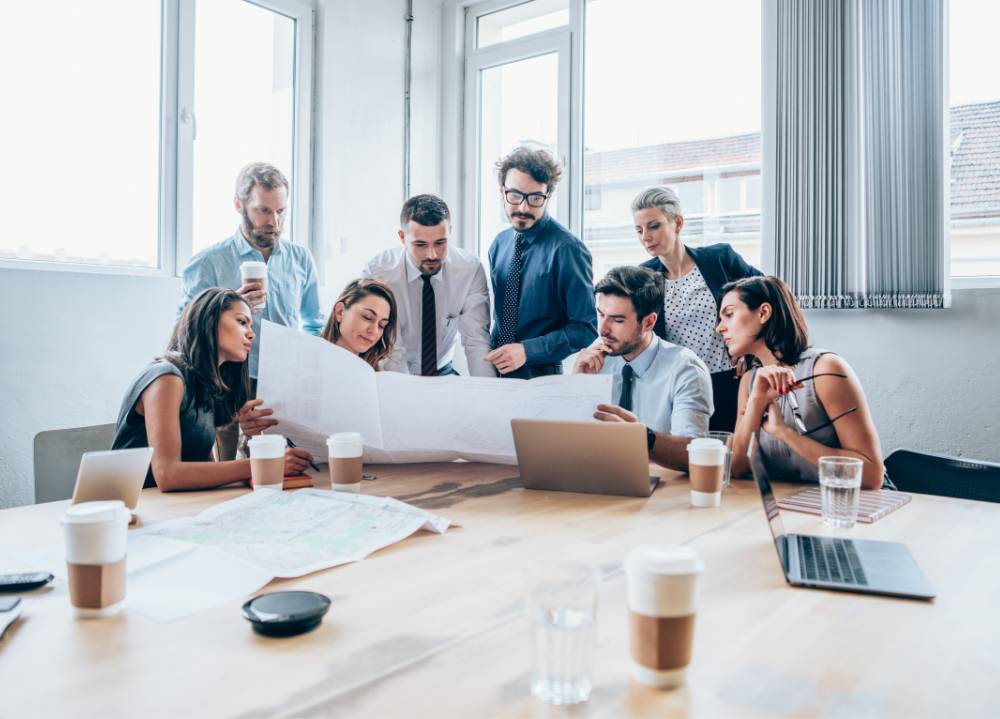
62;500;130;526
249;434;285;447
327;432;363;447
687;437;726;463
625;544;704;577
241;260;267;272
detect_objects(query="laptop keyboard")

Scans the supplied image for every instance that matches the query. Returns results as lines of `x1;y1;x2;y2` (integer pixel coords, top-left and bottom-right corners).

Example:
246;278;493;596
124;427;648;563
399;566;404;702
797;536;869;585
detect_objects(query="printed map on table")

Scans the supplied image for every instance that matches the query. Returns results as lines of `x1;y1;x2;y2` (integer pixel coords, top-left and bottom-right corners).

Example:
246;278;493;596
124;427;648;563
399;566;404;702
137;489;451;578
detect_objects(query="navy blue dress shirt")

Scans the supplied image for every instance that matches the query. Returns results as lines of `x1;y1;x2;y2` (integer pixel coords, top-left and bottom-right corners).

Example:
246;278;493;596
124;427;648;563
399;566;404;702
488;214;598;367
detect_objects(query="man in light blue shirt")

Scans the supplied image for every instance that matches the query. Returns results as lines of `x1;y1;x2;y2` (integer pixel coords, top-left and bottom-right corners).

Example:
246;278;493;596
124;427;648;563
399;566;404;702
179;162;325;458
575;266;713;470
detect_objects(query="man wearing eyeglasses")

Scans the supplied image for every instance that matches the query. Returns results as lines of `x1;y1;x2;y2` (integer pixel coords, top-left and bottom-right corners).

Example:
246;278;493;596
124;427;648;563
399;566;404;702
485;146;598;379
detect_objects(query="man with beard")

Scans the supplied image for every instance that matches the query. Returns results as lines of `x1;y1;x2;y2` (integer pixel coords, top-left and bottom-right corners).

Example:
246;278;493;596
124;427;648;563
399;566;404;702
361;194;493;376
485;146;597;379
574;266;713;470
178;162;324;459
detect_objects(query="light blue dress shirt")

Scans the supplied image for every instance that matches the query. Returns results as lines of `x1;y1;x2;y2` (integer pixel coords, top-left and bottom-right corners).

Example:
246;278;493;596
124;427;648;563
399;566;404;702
599;336;714;437
179;228;325;378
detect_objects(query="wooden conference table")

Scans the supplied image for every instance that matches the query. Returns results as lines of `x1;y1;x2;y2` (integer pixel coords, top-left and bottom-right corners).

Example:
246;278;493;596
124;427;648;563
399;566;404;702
0;462;997;718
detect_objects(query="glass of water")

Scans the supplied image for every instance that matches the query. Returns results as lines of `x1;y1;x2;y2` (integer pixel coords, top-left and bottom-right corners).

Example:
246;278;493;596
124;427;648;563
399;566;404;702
819;456;864;528
706;431;734;488
527;560;599;705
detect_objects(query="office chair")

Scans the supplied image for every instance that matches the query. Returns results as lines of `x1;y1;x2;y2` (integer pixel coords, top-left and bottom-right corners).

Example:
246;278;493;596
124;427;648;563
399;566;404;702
885;448;1000;504
33;423;116;504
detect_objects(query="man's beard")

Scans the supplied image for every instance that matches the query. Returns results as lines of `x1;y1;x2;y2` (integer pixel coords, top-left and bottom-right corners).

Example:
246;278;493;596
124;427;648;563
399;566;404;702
604;332;645;358
242;209;281;250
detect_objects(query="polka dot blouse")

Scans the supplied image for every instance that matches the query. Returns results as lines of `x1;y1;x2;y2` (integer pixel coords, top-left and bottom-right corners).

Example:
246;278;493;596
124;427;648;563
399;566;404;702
661;265;732;374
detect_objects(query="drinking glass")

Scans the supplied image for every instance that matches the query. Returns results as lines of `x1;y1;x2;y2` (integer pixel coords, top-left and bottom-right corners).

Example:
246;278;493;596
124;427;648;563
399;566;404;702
526;560;599;705
705;431;733;488
819;456;863;528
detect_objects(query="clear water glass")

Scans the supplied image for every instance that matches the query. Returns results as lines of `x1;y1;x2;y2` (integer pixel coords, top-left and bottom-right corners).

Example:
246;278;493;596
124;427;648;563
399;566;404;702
527;560;599;705
819;456;863;528
706;431;734;488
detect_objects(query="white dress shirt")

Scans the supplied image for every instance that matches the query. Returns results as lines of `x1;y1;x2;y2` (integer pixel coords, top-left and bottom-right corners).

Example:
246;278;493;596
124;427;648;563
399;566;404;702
597;336;713;437
362;245;495;376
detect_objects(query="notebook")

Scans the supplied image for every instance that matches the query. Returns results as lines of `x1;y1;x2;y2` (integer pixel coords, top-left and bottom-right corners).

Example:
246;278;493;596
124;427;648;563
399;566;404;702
777;487;912;523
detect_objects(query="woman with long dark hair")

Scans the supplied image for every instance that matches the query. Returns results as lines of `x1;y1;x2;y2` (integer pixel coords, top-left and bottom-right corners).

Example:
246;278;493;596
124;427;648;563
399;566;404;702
112;288;311;490
320;278;398;369
719;276;884;489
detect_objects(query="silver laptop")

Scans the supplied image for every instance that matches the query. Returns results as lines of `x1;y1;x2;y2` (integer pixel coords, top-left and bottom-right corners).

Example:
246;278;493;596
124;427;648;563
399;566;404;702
749;435;935;600
510;419;659;497
71;448;154;516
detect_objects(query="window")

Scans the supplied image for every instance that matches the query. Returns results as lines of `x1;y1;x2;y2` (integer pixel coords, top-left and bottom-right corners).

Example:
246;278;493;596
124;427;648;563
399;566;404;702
949;0;1000;280
476;0;570;48
582;0;762;279
0;0;312;273
0;0;161;268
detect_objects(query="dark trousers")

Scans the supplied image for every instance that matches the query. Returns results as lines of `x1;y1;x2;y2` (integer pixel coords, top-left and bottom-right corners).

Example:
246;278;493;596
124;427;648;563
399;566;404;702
709;369;739;432
216;378;257;461
501;363;563;380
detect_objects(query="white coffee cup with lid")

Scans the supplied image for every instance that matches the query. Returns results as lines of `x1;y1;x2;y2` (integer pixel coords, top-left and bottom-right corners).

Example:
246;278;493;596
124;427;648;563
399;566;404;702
62;500;131;618
248;434;286;491
327;432;364;493
625;544;704;688
686;438;727;508
240;260;268;311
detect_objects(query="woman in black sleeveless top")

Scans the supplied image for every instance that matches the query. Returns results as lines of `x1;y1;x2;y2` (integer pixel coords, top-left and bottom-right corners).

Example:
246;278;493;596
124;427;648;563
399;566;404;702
112;288;311;490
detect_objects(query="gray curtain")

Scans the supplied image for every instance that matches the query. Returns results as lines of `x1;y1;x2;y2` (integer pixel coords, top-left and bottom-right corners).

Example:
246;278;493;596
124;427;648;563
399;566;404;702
764;0;947;309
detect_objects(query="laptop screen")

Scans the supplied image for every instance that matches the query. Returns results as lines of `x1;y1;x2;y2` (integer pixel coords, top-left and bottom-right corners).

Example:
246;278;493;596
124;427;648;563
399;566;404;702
748;434;788;565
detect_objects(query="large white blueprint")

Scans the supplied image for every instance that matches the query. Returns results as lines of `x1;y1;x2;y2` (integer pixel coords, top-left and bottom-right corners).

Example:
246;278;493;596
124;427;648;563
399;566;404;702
256;320;613;464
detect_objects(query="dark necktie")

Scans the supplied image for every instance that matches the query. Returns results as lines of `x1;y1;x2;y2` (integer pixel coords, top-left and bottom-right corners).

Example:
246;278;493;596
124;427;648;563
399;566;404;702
497;232;524;347
619;364;634;412
421;275;437;376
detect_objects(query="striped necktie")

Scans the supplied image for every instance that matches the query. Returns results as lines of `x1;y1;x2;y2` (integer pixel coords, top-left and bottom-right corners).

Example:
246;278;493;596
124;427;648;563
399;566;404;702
421;274;437;376
497;232;524;347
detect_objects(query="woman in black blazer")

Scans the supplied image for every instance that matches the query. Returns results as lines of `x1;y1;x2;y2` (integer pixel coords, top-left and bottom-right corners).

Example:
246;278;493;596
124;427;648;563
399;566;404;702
634;186;761;431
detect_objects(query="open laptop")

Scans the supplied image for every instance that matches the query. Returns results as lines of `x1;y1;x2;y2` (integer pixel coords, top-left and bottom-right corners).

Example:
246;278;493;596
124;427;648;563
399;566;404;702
71;448;154;518
748;435;935;600
510;419;659;497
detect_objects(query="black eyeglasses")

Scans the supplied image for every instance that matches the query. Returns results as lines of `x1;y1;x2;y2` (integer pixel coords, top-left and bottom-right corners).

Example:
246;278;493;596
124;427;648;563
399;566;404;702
781;373;858;436
503;188;548;208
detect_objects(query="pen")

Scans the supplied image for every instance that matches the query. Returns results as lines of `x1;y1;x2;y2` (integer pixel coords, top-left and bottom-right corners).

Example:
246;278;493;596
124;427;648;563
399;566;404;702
285;437;321;473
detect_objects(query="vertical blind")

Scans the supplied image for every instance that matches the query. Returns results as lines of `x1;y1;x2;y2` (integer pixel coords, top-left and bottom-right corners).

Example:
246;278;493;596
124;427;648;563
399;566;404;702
765;0;947;308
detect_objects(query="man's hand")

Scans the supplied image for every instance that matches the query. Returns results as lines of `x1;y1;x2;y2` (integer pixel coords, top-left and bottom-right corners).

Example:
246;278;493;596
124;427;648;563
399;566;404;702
594;403;639;423
237;280;266;315
574;345;607;374
485;343;527;375
238;399;278;437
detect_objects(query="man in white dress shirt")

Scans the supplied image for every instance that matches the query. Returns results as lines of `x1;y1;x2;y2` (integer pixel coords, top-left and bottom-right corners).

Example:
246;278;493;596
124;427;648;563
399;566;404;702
362;195;495;376
575;265;713;470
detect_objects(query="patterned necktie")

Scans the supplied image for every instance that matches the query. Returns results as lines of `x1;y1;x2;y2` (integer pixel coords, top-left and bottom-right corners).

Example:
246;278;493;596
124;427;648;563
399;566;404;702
421;275;437;376
497;232;524;347
619;364;635;412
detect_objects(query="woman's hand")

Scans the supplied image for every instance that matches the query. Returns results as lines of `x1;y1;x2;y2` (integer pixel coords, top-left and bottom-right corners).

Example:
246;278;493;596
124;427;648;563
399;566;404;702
283;447;312;476
238;399;278;437
750;365;802;404
762;400;792;441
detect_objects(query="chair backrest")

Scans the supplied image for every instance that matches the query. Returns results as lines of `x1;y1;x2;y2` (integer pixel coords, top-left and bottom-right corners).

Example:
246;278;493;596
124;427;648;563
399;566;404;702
33;424;117;504
885;448;1000;503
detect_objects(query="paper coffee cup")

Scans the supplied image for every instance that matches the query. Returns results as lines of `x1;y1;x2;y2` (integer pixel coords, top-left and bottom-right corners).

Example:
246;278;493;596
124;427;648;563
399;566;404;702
687;438;726;508
62;500;131;618
240;260;267;310
625;544;704;688
327;432;363;493
249;434;285;491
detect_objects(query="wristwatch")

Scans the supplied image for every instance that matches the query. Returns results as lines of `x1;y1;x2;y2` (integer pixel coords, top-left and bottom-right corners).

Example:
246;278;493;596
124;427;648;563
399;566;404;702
646;426;656;452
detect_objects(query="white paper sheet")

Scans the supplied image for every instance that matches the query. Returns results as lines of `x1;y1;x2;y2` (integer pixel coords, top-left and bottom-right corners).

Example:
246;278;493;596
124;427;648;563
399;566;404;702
256;321;383;457
136;489;451;578
256;320;613;464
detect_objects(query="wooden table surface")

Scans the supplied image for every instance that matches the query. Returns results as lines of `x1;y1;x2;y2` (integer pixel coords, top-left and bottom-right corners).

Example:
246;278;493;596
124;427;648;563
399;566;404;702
1;463;997;718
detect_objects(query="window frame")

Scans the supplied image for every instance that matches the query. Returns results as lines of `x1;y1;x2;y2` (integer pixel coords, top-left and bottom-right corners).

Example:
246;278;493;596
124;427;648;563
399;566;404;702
0;0;315;278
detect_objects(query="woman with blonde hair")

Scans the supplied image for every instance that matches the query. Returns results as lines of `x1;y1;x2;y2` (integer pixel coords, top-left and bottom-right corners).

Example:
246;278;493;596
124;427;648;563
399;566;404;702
321;278;398;369
634;186;762;431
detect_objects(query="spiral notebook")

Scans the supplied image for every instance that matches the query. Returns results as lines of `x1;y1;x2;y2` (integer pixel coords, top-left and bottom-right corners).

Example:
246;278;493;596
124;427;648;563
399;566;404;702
777;487;912;523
